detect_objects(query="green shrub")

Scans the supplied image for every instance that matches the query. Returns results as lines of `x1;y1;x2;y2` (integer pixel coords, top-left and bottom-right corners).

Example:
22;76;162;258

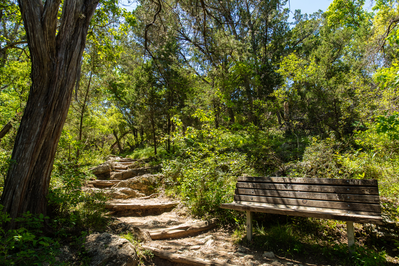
48;160;109;233
163;116;256;222
164;152;250;218
285;137;352;179
0;205;61;265
122;232;154;266
0;150;13;195
245;216;389;265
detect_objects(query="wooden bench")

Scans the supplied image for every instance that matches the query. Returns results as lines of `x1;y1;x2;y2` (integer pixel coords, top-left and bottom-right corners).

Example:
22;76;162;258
220;176;383;250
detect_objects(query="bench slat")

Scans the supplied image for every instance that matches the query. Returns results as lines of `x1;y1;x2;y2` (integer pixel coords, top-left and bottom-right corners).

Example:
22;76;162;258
237;176;378;186
234;195;381;213
236;182;379;195
235;188;380;204
220;202;383;224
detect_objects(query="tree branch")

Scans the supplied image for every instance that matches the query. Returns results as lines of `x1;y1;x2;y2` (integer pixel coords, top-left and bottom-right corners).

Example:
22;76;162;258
0;41;28;53
0;121;12;140
144;0;162;56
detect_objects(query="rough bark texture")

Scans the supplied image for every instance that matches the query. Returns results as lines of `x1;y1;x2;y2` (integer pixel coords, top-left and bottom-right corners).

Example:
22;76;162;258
0;0;99;228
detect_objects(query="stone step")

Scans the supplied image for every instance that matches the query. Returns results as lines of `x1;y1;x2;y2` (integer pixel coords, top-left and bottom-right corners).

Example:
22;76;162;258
88;180;120;188
116;211;185;230
142;233;284;266
142;245;233;266
85;187;147;199
142;245;236;266
148;219;218;240
105;199;178;217
110;166;161;180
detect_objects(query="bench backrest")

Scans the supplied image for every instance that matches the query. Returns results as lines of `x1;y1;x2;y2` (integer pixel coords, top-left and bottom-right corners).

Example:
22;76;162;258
234;176;381;219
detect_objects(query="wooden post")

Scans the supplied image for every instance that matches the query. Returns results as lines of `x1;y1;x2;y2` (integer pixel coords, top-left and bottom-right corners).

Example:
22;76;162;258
347;221;355;253
246;211;252;241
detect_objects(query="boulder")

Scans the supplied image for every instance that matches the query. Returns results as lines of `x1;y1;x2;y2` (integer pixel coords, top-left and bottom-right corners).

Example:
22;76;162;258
85;233;138;266
113;174;163;195
91;163;112;180
115;166;161;180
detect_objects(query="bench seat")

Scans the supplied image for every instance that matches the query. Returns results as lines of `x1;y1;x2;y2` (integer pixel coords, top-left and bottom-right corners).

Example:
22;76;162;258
221;202;383;224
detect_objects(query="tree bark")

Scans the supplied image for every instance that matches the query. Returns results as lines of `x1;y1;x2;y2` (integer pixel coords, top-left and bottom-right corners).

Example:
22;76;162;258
0;0;99;228
112;130;123;153
167;115;171;152
151;116;157;155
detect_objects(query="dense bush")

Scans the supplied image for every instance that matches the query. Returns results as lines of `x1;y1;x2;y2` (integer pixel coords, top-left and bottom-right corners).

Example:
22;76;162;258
0;205;61;265
161;113;255;221
0;150;11;195
48;160;109;233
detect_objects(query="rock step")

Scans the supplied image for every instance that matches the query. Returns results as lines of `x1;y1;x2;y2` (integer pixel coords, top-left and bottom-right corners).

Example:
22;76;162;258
116;211;185;230
88;180;120;188
143;234;286;266
110;166;161;180
106;202;178;210
114;168;128;171
148;219;218;240
105;199;179;217
85;187;147;199
142;245;235;266
117;161;137;165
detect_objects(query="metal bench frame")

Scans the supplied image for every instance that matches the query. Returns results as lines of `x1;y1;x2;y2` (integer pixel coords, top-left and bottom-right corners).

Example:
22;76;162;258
221;176;382;250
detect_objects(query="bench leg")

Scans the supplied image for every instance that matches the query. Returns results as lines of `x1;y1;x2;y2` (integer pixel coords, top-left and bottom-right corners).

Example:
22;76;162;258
246;211;252;242
347;221;355;253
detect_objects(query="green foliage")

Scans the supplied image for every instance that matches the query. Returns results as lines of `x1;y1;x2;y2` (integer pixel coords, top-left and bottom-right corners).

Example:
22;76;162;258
121;232;154;266
286;137;353;179
163;113;255;220
325;0;368;30
48;160;109;233
0;150;12;195
242;216;389;265
376;112;399;140
0;205;61;266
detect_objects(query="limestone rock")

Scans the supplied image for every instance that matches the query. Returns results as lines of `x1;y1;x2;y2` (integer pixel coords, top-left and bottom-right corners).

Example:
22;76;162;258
55;245;76;264
91;163;112;180
123;167;161;180
113;174;163;195
85;233;138;266
110;187;145;199
88;180;120;188
110;172;124;180
263;251;275;258
108;221;152;242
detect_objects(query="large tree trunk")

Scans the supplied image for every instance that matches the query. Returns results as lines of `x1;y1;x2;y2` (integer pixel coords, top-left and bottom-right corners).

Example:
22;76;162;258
0;0;99;228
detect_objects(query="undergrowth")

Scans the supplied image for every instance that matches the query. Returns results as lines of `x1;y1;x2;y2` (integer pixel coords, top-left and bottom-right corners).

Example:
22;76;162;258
0;205;62;265
48;160;109;233
122;232;154;266
235;215;392;266
0;159;110;265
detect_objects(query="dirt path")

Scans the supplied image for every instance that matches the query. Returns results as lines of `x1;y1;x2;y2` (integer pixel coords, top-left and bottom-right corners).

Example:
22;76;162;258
89;157;309;266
